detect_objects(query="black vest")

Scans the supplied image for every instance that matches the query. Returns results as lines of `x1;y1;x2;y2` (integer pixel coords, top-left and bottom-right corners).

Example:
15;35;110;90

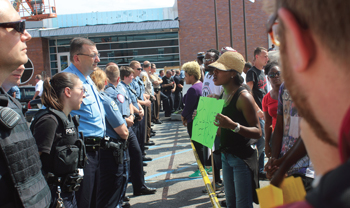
30;108;86;176
0;89;51;208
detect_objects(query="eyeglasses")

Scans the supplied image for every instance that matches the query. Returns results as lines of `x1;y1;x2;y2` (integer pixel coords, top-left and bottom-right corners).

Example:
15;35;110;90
204;58;215;63
74;86;87;94
136;68;142;71
77;53;100;59
266;13;280;46
268;71;281;78
0;20;26;34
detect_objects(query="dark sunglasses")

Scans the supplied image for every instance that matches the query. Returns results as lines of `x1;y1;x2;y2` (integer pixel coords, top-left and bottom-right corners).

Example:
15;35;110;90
268;71;281;78
137;68;142;71
0;20;26;34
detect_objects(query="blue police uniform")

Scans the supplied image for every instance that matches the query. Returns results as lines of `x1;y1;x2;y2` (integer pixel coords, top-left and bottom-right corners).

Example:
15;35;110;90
63;64;106;208
97;92;128;208
105;83;146;194
130;77;147;154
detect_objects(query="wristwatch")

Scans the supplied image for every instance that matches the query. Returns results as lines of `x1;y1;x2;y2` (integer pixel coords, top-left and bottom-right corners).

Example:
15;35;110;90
231;123;240;133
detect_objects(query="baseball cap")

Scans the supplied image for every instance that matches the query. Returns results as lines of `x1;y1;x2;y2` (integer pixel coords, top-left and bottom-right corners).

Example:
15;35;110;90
197;52;205;58
209;51;245;74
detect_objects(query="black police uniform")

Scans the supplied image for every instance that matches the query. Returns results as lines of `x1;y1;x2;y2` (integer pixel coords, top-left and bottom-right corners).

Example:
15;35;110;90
31;107;86;208
0;88;51;208
162;76;175;117
173;74;183;111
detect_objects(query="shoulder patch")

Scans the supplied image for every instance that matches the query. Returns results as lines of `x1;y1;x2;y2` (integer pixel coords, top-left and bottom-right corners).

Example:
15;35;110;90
110;101;119;111
117;94;125;103
142;76;147;82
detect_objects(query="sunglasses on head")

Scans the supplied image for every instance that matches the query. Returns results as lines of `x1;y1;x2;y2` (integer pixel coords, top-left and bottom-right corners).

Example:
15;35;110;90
268;71;281;78
0;20;26;34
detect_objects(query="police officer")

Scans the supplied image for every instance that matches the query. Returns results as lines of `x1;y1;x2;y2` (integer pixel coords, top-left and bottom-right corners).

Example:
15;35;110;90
129;61;152;159
89;69;130;208
63;37;106;208
105;65;157;197
173;69;183;111
31;73;86;208
0;1;51;207
162;70;176;117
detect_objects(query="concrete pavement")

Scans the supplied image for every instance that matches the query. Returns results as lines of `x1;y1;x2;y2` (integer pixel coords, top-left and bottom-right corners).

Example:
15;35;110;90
125;114;268;207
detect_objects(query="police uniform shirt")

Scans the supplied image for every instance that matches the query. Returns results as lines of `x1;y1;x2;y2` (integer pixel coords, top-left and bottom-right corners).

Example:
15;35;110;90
63;64;106;137
100;92;126;140
162;76;174;92
139;71;153;95
121;81;139;110
130;77;145;101
105;83;131;118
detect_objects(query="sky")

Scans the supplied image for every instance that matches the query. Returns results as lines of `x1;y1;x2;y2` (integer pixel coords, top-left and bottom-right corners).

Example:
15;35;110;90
55;0;176;15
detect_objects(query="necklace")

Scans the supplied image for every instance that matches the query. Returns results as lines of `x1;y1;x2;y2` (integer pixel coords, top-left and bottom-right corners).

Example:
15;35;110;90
223;90;235;107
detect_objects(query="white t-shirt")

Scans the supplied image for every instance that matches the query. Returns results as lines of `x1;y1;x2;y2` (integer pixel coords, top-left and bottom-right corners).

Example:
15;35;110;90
35;80;44;96
242;72;247;84
202;73;223;97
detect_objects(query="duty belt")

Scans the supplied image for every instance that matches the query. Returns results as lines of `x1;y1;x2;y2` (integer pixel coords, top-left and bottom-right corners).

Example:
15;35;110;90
85;136;102;151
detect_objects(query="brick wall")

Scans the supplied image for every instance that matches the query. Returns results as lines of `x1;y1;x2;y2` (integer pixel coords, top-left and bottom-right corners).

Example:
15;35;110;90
24;37;50;86
178;0;268;65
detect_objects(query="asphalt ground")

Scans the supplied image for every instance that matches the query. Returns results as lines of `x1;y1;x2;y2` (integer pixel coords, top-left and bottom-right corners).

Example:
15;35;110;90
125;112;269;208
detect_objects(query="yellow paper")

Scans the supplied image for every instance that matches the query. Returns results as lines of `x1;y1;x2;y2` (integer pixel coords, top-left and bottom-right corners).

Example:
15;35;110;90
280;176;306;204
256;185;284;208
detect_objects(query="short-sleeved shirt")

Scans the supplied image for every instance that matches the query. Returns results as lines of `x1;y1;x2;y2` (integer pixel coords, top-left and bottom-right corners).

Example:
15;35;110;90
130;77;145;101
202;73;223;97
173;75;182;93
262;91;278;130
100;92;126;140
246;66;267;109
149;73;161;90
139;71;153;95
121;81;139;110
7;86;20;99
105;83;131;118
35;80;44;96
162;76;174;91
63;64;106;137
277;83;312;176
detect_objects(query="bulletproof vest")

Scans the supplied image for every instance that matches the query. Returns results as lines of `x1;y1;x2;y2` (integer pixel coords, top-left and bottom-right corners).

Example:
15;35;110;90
30;108;85;176
0;92;51;208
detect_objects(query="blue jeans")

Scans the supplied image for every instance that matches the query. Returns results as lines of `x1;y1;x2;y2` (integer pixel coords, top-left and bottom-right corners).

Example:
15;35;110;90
222;153;253;208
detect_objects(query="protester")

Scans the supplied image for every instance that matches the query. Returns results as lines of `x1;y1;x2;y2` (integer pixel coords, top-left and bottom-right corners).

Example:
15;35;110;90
62;37;106;208
30;72;86;208
2;64;25;99
0;1;51;206
159;70;164;78
89;69;130;208
197;52;205;82
262;61;282;157
246;46;269;179
264;0;349;206
242;61;252;84
149;63;162;124
210;51;261;208
180;61;203;178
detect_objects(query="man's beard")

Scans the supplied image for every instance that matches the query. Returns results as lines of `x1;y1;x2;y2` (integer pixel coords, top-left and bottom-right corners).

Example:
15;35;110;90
280;50;337;147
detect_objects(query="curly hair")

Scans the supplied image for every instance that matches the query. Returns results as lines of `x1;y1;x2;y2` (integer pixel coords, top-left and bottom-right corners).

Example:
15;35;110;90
182;61;201;80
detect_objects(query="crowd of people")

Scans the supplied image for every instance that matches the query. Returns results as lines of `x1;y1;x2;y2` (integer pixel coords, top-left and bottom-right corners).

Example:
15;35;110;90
1;0;350;208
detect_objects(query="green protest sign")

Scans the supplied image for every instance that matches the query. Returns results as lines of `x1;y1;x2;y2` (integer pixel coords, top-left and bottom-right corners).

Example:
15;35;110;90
191;97;224;148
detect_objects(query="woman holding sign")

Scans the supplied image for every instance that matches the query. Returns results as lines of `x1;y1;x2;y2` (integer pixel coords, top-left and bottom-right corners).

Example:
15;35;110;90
210;51;261;208
180;61;204;178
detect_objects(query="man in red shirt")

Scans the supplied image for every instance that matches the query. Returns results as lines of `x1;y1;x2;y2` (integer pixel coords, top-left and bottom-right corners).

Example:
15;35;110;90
265;0;350;207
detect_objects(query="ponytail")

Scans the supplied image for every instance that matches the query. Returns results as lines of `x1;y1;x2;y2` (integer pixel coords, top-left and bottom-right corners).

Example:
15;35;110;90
233;73;244;86
41;72;79;111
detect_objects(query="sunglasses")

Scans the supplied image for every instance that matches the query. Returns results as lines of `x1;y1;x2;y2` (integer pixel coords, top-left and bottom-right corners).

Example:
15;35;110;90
0;20;26;34
136;68;142;71
268;71;281;78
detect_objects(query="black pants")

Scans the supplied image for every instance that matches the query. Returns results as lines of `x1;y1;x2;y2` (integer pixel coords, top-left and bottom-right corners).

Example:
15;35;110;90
174;91;182;111
163;90;172;116
134;118;145;155
75;151;99;208
97;147;126;208
127;127;145;192
187;121;206;168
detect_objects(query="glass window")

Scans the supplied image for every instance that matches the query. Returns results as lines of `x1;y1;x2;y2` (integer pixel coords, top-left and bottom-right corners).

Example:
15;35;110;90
56;39;71;46
51;69;58;76
50;54;57;61
51;62;58;68
49;39;56;46
57;46;70;53
50;47;56;53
